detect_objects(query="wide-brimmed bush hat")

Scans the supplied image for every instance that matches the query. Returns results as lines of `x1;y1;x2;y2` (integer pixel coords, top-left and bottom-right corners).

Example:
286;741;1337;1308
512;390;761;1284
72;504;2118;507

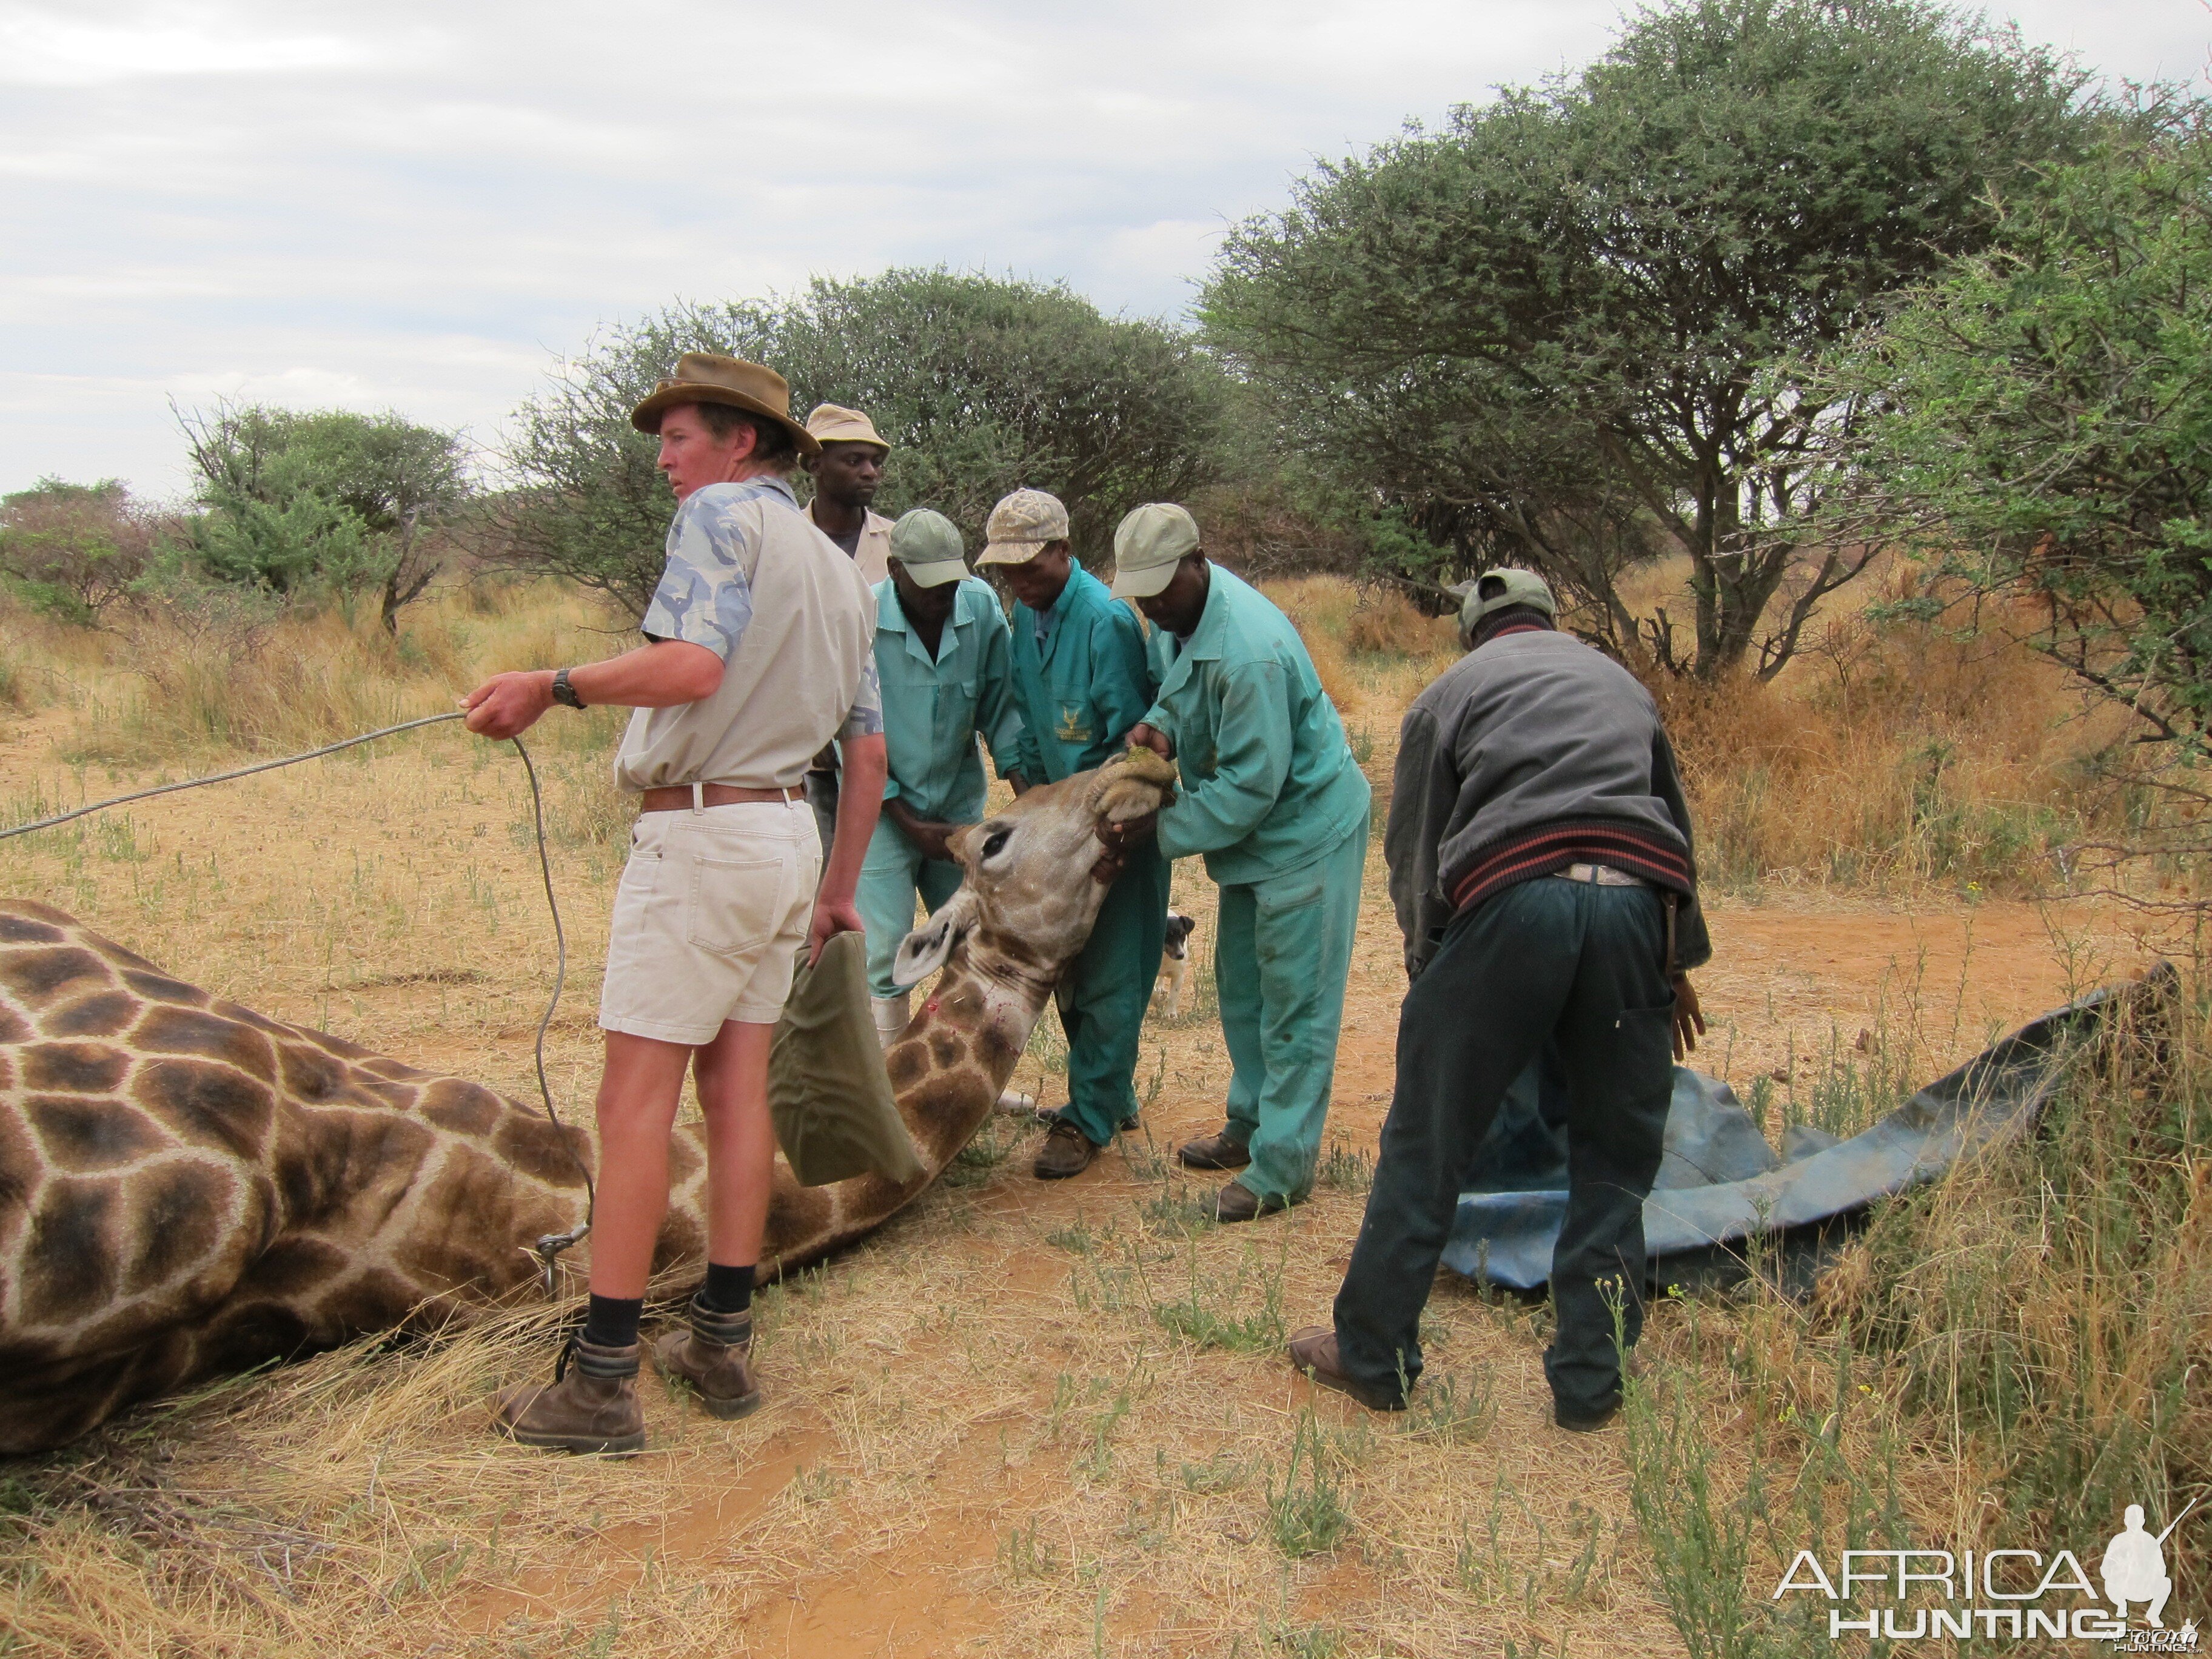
804;404;891;452
631;353;821;454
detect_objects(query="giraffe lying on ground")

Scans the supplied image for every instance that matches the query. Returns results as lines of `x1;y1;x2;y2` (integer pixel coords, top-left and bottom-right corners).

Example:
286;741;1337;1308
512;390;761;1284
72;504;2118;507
0;749;1176;1453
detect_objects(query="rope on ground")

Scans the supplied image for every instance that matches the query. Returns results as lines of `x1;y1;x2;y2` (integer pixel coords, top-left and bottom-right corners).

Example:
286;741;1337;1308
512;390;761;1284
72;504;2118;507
0;709;593;1293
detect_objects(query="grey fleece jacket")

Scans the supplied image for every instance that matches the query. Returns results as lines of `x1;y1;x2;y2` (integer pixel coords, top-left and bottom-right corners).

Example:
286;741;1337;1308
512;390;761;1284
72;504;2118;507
1384;628;1712;977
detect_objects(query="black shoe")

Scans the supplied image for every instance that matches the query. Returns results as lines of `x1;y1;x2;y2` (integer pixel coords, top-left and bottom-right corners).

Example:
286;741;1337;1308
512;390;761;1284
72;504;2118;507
1215;1182;1289;1224
1177;1130;1250;1171
1553;1400;1621;1433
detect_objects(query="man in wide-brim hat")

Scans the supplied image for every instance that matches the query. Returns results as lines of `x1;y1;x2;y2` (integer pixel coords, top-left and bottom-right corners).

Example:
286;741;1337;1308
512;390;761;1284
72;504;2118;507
461;351;888;1452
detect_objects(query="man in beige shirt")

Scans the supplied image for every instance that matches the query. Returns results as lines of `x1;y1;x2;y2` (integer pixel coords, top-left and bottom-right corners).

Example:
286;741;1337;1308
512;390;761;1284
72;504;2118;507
800;403;894;858
463;354;885;1453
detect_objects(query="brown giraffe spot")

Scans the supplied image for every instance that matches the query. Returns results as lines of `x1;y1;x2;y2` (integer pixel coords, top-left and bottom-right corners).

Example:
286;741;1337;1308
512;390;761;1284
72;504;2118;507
22;1041;130;1094
357;1054;428;1083
974;1022;1022;1076
652;1207;706;1273
418;1078;503;1138
132;1058;275;1162
230;1233;348;1299
25;1095;170;1171
42;990;138;1039
270;1110;434;1230
886;1041;927;1090
491;1114;591;1188
18;1175;120;1327
117;968;212;1007
121;1158;235;1296
0;947;112;1008
667;1130;702;1187
0;914;65;945
0;1002;28;1046
394;1155;529;1289
132;1005;279;1083
198;1299;313;1372
0;1107;39;1253
318;1266;436;1334
928;1028;965;1071
277;1041;353;1104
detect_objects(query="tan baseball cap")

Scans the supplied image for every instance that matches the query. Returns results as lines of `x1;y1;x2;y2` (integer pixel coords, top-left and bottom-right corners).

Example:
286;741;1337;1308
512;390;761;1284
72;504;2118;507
804;403;890;451
976;488;1070;565
888;509;970;588
1108;502;1200;598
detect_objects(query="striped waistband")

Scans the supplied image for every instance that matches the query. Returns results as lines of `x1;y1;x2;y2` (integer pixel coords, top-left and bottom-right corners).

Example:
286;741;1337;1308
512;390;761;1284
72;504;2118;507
1449;820;1692;916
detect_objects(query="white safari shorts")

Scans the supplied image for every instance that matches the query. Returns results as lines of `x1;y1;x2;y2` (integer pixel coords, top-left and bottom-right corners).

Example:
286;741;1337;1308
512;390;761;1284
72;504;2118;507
598;799;822;1045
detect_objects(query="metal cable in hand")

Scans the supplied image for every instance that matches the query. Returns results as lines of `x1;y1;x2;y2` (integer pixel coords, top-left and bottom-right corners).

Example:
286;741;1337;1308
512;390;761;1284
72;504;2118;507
0;709;593;1293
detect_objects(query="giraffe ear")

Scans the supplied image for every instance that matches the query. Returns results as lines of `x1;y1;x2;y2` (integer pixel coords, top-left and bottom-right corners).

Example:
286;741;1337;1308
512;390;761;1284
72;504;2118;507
892;888;977;987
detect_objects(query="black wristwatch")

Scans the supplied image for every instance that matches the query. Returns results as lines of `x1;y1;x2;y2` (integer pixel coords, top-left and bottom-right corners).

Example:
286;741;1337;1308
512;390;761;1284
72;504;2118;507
551;668;585;709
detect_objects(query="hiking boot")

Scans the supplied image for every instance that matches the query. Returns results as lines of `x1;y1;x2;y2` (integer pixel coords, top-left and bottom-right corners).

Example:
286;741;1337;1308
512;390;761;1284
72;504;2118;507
1215;1181;1290;1224
1286;1326;1405;1413
1176;1129;1250;1171
494;1337;645;1453
1033;1118;1099;1179
1553;1399;1621;1433
651;1293;762;1420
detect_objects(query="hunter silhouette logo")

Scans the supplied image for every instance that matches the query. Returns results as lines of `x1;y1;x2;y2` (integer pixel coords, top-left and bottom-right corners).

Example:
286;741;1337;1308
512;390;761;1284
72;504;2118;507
1772;1496;2199;1646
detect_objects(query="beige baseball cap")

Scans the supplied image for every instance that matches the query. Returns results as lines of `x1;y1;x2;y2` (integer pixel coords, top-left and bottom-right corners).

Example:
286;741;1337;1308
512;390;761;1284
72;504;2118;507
976;488;1070;565
803;403;891;451
888;509;970;588
1458;567;1557;648
1108;503;1200;598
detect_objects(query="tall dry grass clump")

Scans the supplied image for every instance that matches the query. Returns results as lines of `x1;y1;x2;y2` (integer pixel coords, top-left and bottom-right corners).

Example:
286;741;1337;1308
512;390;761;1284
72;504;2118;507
1619;971;2208;1655
1657;595;2138;897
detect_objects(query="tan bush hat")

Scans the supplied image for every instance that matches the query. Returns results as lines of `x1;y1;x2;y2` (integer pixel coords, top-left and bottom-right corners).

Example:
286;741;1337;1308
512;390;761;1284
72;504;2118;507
976;488;1071;565
1108;502;1200;598
631;353;820;454
888;509;970;588
805;403;891;451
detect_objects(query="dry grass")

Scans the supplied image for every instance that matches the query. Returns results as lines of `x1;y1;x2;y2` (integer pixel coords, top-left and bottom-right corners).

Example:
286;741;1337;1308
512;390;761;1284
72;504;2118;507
0;571;2187;1656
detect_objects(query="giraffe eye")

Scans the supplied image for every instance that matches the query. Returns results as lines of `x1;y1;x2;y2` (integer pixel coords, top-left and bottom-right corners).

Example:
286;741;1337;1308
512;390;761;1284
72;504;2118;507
980;827;1012;859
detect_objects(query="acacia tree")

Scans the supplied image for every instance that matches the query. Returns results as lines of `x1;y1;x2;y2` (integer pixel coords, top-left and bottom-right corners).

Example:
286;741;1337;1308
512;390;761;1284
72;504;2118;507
0;478;161;625
180;405;473;630
500;270;1228;616
1202;0;2090;677
1828;118;2212;744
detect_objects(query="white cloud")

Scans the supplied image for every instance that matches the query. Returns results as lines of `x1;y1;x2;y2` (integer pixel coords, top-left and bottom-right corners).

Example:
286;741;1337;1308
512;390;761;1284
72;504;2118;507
0;0;2202;497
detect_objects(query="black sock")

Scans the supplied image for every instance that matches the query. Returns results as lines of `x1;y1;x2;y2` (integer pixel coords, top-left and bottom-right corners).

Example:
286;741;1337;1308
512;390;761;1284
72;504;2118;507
580;1293;642;1349
700;1261;756;1315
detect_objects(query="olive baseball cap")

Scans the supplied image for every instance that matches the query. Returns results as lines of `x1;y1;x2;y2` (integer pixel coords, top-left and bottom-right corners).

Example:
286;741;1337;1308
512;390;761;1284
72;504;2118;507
888;509;970;588
1459;567;1557;645
976;488;1070;565
1108;503;1200;598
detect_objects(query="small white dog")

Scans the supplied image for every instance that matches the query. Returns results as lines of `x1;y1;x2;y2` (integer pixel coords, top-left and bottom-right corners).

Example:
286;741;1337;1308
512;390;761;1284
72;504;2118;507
1150;911;1198;1020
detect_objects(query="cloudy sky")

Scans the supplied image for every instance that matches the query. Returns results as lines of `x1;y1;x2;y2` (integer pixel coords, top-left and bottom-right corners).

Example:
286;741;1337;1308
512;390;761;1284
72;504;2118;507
2;0;2204;499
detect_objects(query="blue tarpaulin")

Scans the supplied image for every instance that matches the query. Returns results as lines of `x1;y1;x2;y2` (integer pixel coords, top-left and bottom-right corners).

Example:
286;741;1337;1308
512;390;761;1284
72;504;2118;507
1440;972;2160;1294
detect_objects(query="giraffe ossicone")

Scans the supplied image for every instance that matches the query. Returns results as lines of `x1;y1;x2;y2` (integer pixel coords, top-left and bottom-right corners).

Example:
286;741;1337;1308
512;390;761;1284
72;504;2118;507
0;748;1176;1453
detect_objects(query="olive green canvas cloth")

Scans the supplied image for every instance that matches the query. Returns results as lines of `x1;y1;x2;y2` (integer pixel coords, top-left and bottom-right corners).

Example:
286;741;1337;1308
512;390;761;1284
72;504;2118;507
769;930;923;1187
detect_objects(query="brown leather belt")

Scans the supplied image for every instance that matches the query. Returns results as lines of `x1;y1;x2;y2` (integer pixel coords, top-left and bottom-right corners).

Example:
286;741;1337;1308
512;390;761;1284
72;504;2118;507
638;783;804;813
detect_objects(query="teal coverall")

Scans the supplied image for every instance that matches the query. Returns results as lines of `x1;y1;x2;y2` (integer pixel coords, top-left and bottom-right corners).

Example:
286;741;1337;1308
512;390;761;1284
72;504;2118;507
857;577;1028;997
1143;566;1371;1203
1007;565;1170;1148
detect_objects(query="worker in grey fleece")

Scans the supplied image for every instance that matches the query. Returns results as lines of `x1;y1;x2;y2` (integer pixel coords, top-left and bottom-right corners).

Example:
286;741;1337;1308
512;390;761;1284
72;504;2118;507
1286;568;1711;1432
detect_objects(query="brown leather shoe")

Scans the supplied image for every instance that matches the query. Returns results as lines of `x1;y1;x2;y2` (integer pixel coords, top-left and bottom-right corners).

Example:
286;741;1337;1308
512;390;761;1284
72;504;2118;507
651;1294;760;1419
1287;1326;1405;1413
1176;1129;1250;1171
494;1337;646;1453
1033;1118;1099;1179
1215;1181;1289;1224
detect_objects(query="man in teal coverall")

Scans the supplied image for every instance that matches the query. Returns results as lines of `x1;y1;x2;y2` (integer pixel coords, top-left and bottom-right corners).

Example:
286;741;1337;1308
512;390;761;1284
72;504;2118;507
856;509;1030;1042
1113;504;1370;1222
978;488;1170;1180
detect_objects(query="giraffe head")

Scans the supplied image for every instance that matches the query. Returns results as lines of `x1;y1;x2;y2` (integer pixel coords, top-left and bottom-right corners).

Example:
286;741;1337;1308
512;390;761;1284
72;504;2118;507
892;746;1178;996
